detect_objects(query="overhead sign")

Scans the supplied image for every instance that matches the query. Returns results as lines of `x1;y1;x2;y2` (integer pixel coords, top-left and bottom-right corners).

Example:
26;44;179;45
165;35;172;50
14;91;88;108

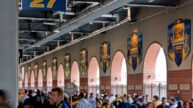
22;0;67;11
64;83;78;96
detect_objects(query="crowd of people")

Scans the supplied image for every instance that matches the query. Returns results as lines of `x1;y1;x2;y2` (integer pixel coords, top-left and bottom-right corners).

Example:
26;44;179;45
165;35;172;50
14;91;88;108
15;87;193;108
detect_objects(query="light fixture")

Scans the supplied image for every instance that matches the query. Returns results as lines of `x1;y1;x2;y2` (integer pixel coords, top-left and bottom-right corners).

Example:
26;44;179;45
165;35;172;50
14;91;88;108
43;22;57;26
127;7;131;20
89;21;93;25
148;0;154;3
53;29;60;33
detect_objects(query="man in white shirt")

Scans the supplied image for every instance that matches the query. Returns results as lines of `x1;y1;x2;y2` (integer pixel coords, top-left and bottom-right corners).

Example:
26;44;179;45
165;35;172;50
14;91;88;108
109;94;115;104
76;93;91;108
87;93;96;108
22;90;29;104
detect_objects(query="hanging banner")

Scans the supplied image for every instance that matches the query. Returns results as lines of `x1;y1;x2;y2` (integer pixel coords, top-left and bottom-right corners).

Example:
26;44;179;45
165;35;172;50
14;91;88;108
100;41;110;74
80;48;88;76
168;19;191;66
64;53;71;77
28;66;31;81
22;0;67;11
127;32;143;71
34;63;38;80
42;60;47;80
52;57;57;79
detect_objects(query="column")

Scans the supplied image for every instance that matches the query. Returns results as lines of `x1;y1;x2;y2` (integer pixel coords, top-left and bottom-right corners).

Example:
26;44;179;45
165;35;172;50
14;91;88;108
0;0;18;107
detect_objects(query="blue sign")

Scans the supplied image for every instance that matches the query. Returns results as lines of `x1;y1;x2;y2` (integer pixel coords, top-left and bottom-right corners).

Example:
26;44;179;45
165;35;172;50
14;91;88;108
22;0;67;11
64;83;78;96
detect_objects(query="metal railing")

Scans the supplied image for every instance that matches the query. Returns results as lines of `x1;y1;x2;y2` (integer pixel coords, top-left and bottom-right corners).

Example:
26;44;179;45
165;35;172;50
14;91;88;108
144;83;167;99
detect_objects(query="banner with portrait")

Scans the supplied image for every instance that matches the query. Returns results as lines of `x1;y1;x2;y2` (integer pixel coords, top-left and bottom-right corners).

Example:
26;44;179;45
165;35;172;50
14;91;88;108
100;41;110;74
34;63;38;80
80;48;88;76
127;32;143;71
64;53;71;77
52;57;57;79
28;66;31;82
42;60;47;80
168;19;191;66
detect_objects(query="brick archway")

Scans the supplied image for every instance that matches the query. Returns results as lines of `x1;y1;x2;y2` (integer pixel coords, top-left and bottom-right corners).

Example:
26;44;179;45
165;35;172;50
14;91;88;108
47;67;53;91
143;43;167;99
19;67;25;88
71;61;80;91
38;69;43;89
31;71;35;88
57;64;64;88
25;72;28;88
111;51;127;95
88;57;100;96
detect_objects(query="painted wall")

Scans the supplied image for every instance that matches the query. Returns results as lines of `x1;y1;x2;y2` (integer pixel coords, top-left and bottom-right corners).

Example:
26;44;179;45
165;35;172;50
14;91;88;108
22;4;193;84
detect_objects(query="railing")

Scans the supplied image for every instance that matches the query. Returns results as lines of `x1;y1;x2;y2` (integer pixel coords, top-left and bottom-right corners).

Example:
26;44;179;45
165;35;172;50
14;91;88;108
111;85;127;96
143;83;167;99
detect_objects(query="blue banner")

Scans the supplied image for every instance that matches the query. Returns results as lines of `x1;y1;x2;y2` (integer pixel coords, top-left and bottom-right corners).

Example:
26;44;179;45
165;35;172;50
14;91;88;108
100;41;110;74
168;19;191;66
22;0;67;11
127;32;143;71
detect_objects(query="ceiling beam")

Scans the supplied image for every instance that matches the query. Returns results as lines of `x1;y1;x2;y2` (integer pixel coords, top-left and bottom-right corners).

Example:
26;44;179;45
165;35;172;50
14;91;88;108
24;0;134;51
19;38;37;42
71;1;99;4
127;4;169;8
19;17;131;66
19;30;52;33
19;17;67;22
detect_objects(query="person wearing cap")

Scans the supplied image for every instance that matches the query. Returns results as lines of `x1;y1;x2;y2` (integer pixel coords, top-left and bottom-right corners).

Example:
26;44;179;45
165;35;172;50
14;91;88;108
169;98;177;108
117;94;130;108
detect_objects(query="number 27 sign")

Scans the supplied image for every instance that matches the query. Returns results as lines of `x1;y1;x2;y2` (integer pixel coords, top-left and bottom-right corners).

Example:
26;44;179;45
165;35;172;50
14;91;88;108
22;0;67;11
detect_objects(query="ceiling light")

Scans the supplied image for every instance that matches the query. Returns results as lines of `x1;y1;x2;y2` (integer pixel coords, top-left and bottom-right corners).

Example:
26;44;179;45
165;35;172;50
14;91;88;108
148;0;154;3
43;22;57;26
53;30;60;33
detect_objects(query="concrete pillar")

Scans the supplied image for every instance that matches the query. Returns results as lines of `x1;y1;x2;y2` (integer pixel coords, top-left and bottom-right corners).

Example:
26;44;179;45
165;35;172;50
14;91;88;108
0;0;18;107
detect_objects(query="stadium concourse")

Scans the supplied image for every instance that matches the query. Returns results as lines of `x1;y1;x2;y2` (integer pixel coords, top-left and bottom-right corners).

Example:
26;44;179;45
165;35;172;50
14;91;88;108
0;0;193;108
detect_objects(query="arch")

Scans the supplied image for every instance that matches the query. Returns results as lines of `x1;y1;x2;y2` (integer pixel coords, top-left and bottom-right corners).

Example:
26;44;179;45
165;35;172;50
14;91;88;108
47;67;53;91
19;67;25;88
143;43;167;99
71;61;80;91
88;57;100;96
111;51;127;95
21;67;25;80
38;69;43;88
57;64;65;88
31;71;35;88
24;72;28;88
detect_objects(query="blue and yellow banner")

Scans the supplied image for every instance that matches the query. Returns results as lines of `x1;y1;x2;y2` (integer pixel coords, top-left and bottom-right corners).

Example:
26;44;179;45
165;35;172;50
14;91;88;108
52;57;57;78
42;60;47;80
168;19;191;66
64;53;71;77
22;0;67;11
127;32;143;71
80;48;88;76
100;41;110;74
